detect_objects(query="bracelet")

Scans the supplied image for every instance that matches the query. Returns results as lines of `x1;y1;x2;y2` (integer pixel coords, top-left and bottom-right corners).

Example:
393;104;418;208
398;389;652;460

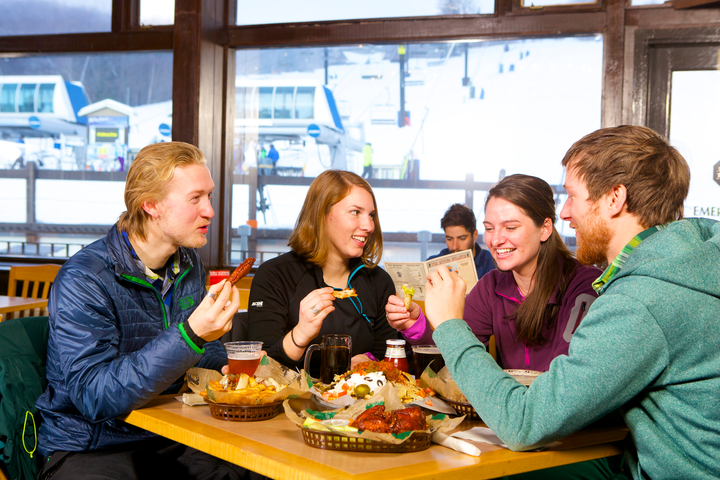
290;328;309;349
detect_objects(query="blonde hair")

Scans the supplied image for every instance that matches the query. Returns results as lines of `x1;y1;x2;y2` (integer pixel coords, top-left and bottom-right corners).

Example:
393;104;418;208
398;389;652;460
562;126;690;228
118;142;207;241
288;170;383;267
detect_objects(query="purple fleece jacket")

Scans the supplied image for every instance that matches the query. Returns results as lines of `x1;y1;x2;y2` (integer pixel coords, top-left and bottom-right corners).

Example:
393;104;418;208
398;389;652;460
401;259;601;371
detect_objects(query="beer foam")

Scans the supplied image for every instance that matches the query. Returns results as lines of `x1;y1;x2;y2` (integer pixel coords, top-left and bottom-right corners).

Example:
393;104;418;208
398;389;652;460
412;346;441;354
228;352;260;360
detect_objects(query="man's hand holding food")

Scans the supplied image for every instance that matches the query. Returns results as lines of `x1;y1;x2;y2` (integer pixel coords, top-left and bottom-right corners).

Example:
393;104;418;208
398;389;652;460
189;279;241;342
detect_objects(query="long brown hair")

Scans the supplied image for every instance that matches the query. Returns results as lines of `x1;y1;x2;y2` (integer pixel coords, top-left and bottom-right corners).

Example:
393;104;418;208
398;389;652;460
486;174;577;346
288;170;383;267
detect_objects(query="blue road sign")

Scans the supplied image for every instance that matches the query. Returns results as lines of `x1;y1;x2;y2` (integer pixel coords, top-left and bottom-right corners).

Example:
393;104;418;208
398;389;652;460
29;116;42;129
158;123;172;137
307;124;321;138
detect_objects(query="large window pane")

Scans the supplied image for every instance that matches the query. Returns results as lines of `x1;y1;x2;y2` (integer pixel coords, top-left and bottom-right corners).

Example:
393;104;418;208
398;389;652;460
140;0;175;26
38;84;56;113
232;38;603;262
522;0;595;5
258;87;273;119
18;84;37;113
0;0;111;36
669;70;720;221
274;87;294;119
0;52;173;252
295;87;315;119
237;0;494;25
0;85;18;113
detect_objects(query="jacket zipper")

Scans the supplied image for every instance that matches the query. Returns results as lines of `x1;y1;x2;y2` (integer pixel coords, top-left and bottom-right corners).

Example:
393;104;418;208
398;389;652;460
121;274;168;329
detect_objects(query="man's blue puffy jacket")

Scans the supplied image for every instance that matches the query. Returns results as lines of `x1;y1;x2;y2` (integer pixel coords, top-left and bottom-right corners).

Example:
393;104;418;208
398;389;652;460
36;225;227;455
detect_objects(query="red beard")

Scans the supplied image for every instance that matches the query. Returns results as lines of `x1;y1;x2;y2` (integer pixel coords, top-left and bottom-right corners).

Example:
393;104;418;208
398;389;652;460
575;203;611;266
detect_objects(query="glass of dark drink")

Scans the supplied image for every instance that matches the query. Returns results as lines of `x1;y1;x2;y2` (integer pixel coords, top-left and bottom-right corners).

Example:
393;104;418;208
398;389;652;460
412;345;445;378
304;334;352;384
224;341;263;375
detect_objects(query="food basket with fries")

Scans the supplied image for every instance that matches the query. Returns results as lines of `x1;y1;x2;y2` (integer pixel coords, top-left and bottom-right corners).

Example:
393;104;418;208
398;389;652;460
187;356;313;422
207;401;284;421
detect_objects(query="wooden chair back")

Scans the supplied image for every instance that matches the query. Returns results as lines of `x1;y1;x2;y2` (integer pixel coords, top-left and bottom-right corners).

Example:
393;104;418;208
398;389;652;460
8;264;61;299
7;264;61;319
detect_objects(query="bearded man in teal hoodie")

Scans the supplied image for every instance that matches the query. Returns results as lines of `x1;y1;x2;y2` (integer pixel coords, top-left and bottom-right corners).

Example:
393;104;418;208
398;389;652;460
424;126;720;480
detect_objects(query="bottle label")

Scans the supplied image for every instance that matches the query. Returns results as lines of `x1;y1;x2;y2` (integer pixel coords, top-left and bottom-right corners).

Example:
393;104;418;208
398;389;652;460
385;346;406;358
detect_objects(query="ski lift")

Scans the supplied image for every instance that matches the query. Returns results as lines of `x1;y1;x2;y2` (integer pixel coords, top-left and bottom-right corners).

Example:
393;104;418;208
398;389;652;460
405;69;426;87
370;105;396;125
361;62;384;80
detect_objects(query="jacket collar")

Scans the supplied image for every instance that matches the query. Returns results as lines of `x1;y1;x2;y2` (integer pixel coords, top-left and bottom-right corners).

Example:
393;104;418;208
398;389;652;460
106;224;193;280
307;255;365;287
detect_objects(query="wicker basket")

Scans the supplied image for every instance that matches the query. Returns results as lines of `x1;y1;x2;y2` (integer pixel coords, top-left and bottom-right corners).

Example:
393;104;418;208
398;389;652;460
206;400;284;421
300;427;431;453
439;396;480;421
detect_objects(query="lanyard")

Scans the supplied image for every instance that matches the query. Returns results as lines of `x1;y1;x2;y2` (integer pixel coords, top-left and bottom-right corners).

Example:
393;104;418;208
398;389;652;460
346;264;371;324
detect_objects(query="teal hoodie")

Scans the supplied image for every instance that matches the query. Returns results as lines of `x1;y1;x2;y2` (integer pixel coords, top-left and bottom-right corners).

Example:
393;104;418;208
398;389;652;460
434;218;720;480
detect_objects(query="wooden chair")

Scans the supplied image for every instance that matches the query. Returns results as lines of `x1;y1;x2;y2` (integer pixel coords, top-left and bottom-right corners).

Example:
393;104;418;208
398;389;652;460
7;264;61;320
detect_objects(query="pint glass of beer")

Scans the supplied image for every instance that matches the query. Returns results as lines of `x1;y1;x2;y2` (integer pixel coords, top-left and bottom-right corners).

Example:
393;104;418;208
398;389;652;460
225;341;263;375
412;345;445;378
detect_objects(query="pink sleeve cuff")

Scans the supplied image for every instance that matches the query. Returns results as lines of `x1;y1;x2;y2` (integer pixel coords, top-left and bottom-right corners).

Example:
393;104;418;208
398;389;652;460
400;310;429;341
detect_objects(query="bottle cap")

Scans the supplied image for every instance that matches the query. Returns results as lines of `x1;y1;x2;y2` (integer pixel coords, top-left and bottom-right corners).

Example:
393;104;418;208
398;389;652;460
386;339;406;346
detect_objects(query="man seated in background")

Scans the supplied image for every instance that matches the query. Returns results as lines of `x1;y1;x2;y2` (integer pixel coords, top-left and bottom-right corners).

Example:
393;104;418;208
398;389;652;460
428;203;495;279
36;142;247;480
424;125;720;479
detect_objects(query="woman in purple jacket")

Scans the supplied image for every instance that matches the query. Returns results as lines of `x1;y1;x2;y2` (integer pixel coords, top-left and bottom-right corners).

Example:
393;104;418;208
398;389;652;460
386;174;601;372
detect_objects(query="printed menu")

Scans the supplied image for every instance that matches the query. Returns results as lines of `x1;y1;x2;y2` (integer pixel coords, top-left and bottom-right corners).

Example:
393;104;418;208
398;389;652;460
384;249;478;301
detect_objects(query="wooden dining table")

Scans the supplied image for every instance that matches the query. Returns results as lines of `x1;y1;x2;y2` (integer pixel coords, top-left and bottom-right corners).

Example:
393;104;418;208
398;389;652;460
122;396;628;480
0;295;48;318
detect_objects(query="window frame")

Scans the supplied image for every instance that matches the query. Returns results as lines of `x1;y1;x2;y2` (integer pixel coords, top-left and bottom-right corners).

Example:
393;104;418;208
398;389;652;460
1;0;719;268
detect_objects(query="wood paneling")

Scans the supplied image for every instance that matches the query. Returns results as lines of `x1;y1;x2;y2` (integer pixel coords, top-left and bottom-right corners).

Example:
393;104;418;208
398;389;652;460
227;13;607;49
0;31;172;53
172;0;227;268
602;0;626;128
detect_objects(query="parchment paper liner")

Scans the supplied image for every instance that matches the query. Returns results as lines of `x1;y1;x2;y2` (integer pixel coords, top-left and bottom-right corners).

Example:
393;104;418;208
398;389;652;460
419;365;467;402
419;365;541;402
285;382;464;445
309;374;455;414
187;356;313;406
